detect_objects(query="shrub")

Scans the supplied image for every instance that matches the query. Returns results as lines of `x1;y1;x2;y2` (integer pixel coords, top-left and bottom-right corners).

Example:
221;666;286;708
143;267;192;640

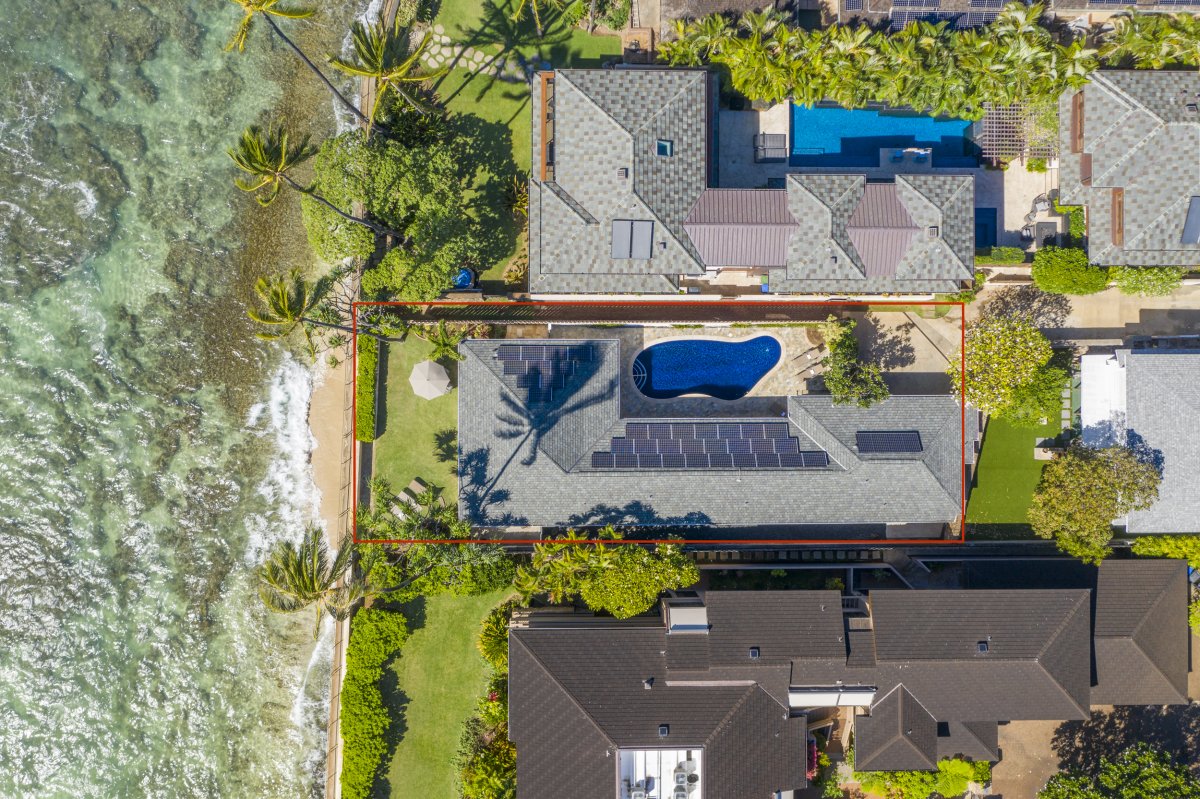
355;335;378;442
1112;266;1186;297
341;609;409;799
821;319;890;408
1053;200;1086;241
1032;246;1110;295
458;718;517;799
856;758;990;799
1131;535;1200;568
478;602;516;671
975;246;1025;264
1026;157;1048;173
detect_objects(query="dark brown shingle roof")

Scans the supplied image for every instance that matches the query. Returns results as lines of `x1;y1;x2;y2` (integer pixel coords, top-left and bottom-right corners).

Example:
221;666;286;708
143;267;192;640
855;685;939;771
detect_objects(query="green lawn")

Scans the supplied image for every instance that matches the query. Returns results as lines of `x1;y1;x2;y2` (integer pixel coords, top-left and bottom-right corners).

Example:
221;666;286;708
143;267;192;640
426;0;621;288
372;336;459;500
382;589;513;798
966;416;1061;539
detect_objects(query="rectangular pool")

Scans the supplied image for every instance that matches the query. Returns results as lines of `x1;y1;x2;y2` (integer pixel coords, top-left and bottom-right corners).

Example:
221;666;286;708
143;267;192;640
790;105;978;168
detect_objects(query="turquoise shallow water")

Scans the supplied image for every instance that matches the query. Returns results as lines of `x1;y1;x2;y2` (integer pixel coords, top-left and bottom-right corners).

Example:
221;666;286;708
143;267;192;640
0;1;359;796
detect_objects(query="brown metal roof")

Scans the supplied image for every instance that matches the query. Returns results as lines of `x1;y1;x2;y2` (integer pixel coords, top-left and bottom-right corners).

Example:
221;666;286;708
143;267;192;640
683;189;798;267
846;183;920;278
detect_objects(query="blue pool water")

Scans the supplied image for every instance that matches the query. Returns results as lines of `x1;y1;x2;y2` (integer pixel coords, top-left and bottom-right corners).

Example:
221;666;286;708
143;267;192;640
790;105;978;168
633;336;782;400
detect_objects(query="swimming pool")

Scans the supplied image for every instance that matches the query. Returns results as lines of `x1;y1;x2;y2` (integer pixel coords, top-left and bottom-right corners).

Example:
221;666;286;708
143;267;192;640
632;336;782;401
790;105;978;168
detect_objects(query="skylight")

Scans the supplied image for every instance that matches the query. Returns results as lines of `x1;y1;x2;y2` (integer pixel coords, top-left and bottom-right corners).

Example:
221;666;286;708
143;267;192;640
656;139;674;157
611;220;655;259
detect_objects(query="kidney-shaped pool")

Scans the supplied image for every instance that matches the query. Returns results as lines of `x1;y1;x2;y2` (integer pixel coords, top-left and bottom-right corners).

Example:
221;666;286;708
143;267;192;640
632;335;782;400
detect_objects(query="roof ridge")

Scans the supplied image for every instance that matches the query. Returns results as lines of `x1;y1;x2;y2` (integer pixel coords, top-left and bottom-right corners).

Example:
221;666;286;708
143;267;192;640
511;632;617;747
1123;188;1200;252
557;70;633;136
1033;589;1092;716
705;684;769;747
632;73;705;136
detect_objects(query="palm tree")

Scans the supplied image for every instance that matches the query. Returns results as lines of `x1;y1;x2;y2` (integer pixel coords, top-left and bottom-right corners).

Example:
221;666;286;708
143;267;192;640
991;2;1044;39
510;0;565;39
328;18;442;134
228;125;401;238
225;0;370;127
257;527;366;637
1102;12;1178;69
420;320;468;362
248;269;358;355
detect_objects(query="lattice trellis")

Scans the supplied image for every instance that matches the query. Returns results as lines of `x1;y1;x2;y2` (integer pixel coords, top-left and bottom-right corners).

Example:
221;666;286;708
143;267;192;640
977;102;1060;161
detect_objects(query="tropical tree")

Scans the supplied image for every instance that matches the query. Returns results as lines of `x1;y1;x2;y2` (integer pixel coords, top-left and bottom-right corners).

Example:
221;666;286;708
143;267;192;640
1028;444;1161;564
820;319;890;409
228;125;400;237
949;315;1053;415
1039;743;1200;799
417;320;469;362
247;269;351;355
515;527;699;618
328;18;442;134
257;527;366;637
1102;11;1180;69
510;0;564;39
224;0;370;126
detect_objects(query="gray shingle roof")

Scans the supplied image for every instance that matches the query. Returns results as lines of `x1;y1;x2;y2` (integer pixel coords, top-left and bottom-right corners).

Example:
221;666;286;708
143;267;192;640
1057;71;1200;267
457;338;966;528
528;68;975;296
855;685;939;771
1092;559;1189;705
1123;351;1200;533
528;69;710;295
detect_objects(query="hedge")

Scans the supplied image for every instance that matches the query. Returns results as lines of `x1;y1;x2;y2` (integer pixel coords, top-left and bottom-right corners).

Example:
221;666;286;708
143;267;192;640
356;335;378;443
341;608;409;799
1054;200;1086;241
1032;246;1110;295
975;246;1026;264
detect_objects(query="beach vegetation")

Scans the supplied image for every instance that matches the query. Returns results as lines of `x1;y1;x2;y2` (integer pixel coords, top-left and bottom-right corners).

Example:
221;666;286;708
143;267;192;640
1032;247;1109;295
514;527;699;618
328;19;443;136
341;607;410;799
1028;444;1160;563
256;527;366;637
224;0;370;126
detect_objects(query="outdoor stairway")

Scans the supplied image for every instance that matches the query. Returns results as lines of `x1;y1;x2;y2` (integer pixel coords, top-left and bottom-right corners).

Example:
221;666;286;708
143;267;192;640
882;549;933;589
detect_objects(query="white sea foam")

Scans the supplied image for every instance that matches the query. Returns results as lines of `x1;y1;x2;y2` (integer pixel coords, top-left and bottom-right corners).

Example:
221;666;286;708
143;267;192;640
68;180;98;217
244;353;321;558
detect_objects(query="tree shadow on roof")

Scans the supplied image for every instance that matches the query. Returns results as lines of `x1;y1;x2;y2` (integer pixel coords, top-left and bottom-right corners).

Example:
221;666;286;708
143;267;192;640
565;501;713;528
459;446;526;526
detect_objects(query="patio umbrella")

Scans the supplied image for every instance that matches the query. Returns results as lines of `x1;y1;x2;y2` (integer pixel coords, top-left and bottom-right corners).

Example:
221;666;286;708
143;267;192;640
409;360;452;400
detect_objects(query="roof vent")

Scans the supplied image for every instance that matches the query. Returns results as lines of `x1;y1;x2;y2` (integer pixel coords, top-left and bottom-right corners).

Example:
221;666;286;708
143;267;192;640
927;226;940;239
643;678;654;690
1186;103;1199;114
977;640;990;654
617;167;629;179
658;724;670;737
749;647;760;660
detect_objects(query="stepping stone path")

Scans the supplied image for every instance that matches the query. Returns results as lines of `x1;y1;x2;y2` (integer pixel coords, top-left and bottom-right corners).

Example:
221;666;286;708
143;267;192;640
417;26;542;83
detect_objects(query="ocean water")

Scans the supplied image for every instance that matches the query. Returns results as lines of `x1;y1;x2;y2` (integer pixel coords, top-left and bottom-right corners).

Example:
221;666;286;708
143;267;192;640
0;1;360;796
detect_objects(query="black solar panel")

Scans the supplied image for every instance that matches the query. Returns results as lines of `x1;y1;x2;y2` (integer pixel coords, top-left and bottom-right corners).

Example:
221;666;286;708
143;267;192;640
856;430;923;454
591;420;834;471
968;0;1003;7
893;0;939;6
494;343;596;405
844;0;863;9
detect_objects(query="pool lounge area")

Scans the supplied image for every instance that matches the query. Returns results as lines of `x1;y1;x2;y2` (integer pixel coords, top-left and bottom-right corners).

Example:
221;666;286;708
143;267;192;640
789;104;980;169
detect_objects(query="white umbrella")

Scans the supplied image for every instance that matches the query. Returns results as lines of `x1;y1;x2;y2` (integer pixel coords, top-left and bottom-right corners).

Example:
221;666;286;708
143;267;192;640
409;360;452;400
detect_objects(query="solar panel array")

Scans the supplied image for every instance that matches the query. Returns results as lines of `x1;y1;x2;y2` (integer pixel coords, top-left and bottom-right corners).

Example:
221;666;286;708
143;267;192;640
968;0;1004;7
889;10;996;29
1156;0;1200;5
892;0;939;6
496;343;594;405
590;421;831;470
844;0;864;9
856;430;924;454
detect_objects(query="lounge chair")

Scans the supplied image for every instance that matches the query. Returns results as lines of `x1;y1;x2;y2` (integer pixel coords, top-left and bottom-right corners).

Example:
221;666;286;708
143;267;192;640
890;150;905;163
913;149;930;164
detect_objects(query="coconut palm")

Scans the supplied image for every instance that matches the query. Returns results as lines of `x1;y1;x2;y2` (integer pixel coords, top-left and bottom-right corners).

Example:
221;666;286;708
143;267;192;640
228;125;400;238
257;527;367;637
328;18;442;134
248;269;359;355
225;0;370;127
1167;13;1200;70
510;0;565;39
991;2;1044;39
1056;39;1099;90
419;320;468;362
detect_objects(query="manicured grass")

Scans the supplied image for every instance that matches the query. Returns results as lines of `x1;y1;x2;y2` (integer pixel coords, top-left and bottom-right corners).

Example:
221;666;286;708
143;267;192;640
372;335;459;499
966;415;1061;538
383;589;513;799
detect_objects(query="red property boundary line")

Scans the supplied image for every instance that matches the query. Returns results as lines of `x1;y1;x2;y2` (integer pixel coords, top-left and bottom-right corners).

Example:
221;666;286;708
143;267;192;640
351;300;968;546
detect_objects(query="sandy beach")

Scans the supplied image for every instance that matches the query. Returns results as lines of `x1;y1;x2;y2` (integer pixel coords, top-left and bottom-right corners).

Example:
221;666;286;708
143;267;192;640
310;348;353;546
